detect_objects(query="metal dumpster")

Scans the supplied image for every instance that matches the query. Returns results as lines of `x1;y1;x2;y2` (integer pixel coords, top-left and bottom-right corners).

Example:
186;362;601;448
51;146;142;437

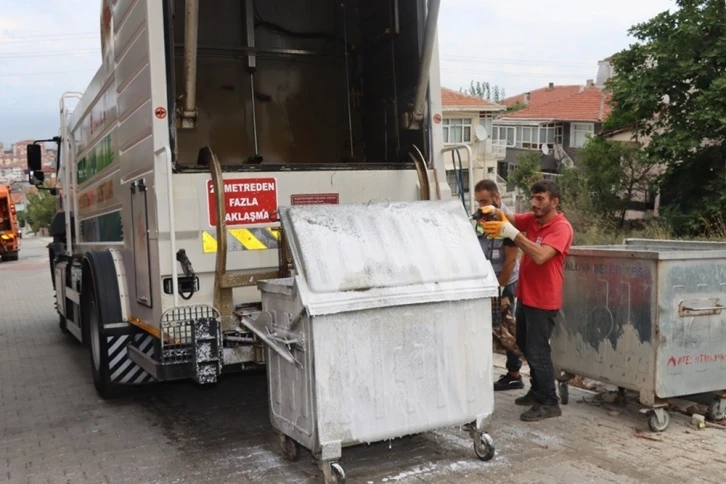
552;238;726;432
239;200;500;483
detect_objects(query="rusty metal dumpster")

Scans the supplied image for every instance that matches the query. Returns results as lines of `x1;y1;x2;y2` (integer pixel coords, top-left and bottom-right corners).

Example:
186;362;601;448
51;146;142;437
552;238;726;432
239;200;500;483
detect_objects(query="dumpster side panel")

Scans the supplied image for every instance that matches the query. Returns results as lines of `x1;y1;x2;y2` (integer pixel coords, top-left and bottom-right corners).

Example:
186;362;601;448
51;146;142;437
655;258;726;398
311;298;493;448
263;286;318;451
552;253;657;392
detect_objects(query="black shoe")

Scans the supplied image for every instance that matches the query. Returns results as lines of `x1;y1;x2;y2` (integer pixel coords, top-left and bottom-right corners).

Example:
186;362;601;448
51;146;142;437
520;403;562;422
493;373;525;391
514;390;537;406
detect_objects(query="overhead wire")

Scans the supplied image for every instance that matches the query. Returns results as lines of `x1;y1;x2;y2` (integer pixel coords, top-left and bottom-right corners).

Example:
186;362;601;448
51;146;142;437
0;49;100;60
442;55;595;68
0;68;96;78
0;32;97;40
0;34;97;45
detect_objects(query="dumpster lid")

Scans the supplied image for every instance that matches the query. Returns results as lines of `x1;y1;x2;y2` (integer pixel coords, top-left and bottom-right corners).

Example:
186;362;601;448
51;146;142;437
278;200;499;315
570;237;726;260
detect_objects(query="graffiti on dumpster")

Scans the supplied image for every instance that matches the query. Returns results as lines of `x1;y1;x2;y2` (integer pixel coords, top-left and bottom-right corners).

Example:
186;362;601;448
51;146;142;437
667;353;726;367
562;258;653;352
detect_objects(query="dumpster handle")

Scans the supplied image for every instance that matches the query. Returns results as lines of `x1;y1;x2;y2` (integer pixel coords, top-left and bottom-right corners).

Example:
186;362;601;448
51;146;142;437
681;305;724;311
238;312;302;367
679;299;725;317
367;198;391;207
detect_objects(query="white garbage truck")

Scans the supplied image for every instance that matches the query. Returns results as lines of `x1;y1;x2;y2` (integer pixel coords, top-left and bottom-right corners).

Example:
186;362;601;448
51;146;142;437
26;0;463;397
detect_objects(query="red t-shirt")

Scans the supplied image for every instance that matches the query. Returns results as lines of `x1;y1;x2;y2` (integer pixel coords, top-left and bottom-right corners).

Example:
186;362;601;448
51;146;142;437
514;212;573;310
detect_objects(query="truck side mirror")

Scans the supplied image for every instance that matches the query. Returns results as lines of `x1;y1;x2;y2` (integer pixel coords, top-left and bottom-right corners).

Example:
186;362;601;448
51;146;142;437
26;144;44;185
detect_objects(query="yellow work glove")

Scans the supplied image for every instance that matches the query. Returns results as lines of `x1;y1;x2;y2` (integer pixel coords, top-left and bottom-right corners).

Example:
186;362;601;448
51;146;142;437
482;210;520;240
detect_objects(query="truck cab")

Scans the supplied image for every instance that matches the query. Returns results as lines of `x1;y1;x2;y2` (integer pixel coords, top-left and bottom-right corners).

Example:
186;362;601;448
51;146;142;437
0;185;20;262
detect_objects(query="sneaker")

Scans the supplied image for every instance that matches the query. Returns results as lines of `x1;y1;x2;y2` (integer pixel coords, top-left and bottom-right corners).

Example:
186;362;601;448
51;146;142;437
520;404;562;422
514;390;537;406
493;373;525;392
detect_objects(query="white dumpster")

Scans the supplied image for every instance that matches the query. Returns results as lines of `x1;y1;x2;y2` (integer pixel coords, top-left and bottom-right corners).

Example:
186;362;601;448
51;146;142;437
239;200;499;483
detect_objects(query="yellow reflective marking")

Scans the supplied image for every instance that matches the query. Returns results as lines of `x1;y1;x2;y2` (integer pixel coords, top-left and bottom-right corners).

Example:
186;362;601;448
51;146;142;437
202;231;218;253
267;227;281;241
230;229;267;250
128;317;161;339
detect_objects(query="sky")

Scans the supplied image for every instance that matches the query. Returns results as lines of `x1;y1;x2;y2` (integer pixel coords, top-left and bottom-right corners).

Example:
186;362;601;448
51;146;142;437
0;0;677;145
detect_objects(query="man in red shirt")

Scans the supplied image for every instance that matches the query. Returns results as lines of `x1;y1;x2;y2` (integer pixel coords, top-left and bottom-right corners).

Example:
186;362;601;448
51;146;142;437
480;179;573;421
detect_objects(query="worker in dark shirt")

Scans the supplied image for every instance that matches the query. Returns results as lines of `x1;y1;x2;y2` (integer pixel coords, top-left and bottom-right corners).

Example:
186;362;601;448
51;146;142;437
473;180;523;391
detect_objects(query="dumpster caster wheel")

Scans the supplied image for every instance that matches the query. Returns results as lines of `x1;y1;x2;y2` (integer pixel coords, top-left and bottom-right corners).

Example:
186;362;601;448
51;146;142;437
279;434;300;462
473;433;495;461
559;382;569;405
647;409;670;432
321;462;346;484
707;399;726;421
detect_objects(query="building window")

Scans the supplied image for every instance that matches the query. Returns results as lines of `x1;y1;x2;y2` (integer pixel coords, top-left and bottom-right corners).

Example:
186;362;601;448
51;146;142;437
492;126;516;147
479;115;493;140
446;169;470;195
570;122;595;148
516;126;540;149
538;124;564;149
443;118;472;143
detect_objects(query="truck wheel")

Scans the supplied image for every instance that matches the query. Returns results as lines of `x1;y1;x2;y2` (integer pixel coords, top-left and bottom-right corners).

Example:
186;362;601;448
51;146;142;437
81;251;129;399
2;252;18;261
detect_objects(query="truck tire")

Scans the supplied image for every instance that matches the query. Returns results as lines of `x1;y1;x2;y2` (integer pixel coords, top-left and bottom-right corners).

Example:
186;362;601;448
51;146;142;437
1;251;18;261
81;250;130;399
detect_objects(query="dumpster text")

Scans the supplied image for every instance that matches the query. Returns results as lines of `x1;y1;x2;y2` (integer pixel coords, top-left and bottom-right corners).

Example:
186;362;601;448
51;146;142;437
667;353;726;367
565;261;646;278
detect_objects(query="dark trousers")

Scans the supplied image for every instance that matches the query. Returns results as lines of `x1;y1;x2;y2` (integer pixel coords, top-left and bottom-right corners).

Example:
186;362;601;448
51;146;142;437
501;282;522;373
515;302;558;405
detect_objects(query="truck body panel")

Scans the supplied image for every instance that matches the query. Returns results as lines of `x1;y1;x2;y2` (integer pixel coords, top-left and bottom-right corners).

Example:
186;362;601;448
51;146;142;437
38;0;452;387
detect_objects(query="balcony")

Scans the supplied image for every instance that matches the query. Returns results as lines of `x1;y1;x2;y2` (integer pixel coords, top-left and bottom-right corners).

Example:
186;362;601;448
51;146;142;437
479;139;507;161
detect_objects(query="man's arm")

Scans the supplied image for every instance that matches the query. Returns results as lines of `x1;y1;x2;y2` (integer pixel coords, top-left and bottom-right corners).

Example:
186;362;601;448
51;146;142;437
511;234;558;265
498;243;518;286
511;222;573;265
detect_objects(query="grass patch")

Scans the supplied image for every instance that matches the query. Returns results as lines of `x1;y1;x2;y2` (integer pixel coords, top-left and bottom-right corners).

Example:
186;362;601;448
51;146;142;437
564;209;726;246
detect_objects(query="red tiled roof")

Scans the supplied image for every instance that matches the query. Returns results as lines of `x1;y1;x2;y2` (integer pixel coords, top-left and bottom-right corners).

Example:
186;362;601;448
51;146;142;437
502;85;582;109
441;88;504;109
501;87;612;122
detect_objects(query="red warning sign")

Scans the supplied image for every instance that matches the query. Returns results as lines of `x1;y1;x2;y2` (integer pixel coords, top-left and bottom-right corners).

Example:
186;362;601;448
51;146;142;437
433;113;442;124
207;178;278;226
155;107;167;119
290;193;339;205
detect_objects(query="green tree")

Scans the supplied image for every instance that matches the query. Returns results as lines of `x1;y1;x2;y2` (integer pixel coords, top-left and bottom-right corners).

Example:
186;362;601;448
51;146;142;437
606;0;726;234
577;137;659;227
460;81;506;102
509;151;543;193
25;187;57;234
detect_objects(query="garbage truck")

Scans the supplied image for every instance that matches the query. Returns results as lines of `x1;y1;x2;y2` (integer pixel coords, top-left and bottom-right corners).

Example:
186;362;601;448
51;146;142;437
25;0;464;398
0;184;20;261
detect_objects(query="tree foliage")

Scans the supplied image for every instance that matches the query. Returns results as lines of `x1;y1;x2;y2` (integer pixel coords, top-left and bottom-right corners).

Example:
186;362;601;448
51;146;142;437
460;81;506;103
25;187;57;233
606;0;726;234
509;152;543;193
574;137;659;227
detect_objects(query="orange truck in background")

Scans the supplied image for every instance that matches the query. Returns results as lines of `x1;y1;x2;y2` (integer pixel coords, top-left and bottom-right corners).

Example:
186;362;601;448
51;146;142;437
0;185;20;262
